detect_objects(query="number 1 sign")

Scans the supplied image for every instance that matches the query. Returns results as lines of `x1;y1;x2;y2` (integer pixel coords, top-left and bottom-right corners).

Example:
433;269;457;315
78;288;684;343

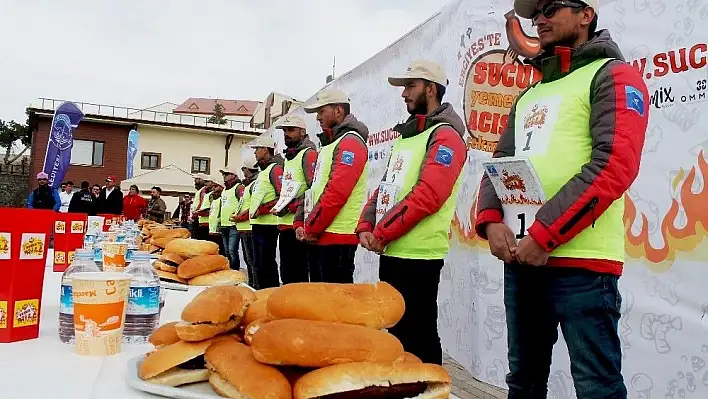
481;157;546;240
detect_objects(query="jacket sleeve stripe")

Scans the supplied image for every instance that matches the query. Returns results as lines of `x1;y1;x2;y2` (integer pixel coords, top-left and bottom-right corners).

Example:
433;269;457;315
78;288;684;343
528;61;648;251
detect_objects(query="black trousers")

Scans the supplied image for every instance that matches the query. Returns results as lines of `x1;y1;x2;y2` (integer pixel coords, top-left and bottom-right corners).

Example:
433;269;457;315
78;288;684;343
379;255;444;365
251;224;280;289
194;223;209;241
239;231;255;284
310;244;356;283
278;228;310;284
307;243;323;282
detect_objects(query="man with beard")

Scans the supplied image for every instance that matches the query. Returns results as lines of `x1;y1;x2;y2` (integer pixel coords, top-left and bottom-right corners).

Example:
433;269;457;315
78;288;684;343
190;174;209;239
273;115;318;283
357;60;466;365
193;176;214;241
302;90;369;284
218;165;243;269
248;136;284;289
146;186;167;223
232;152;259;284
27;172;60;211
475;1;648;397
208;178;226;255
69;181;96;215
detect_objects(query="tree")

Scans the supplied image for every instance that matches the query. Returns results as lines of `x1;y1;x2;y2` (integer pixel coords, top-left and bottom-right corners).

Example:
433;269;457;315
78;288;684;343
207;102;227;125
0;113;32;165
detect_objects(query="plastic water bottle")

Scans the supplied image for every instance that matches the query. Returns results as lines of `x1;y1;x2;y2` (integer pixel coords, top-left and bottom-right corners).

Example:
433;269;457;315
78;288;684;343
58;249;100;344
122;251;161;344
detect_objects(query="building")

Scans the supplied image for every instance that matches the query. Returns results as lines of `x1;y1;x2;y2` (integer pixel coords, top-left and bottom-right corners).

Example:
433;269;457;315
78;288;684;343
250;92;303;129
27;97;264;210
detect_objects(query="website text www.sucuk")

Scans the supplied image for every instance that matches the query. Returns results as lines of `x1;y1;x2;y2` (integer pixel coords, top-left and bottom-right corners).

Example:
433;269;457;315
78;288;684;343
630;43;706;80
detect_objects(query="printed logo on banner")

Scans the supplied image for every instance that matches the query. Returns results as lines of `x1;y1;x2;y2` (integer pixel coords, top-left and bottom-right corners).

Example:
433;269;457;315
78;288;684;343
649;86;674;109
50;114;74;151
54;251;66;265
680;79;707;105
54;221;66;234
68;251;75;264
459;11;543;153
71;221;84;234
0;301;7;329
0;233;10;260
20;233;45;260
341;151;355;166
13;299;39;328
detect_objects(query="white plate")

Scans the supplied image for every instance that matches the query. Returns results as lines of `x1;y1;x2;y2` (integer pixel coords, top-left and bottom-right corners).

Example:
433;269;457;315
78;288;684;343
126;356;221;399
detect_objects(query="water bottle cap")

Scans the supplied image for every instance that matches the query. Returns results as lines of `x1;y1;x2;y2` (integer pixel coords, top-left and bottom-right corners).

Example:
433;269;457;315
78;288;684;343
74;248;94;259
131;251;151;261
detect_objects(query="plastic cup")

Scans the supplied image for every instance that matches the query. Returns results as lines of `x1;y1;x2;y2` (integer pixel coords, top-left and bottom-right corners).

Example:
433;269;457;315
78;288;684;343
72;272;130;356
102;242;128;272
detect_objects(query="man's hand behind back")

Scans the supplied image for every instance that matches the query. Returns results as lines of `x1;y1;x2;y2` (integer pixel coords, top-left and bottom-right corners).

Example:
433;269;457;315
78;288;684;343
485;223;518;264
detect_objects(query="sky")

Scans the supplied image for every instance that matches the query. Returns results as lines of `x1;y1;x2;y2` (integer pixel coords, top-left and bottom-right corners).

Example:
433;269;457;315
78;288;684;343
0;0;451;123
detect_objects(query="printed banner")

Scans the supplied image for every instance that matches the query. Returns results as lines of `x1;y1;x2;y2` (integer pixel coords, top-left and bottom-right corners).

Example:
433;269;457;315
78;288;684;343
250;1;708;397
127;129;140;179
41;102;84;189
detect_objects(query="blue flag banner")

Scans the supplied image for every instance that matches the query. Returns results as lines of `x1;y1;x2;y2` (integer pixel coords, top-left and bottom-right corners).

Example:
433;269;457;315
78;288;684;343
42;102;84;190
127;129;140;178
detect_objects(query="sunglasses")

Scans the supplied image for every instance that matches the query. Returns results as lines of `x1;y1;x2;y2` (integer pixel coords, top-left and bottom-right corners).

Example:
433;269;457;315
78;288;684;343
532;1;586;24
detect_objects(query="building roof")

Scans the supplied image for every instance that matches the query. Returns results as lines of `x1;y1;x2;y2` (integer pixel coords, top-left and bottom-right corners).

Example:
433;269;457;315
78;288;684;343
174;98;261;116
122;164;196;194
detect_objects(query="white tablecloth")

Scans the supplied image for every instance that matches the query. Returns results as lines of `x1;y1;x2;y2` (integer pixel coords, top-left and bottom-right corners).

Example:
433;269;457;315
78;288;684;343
0;264;198;399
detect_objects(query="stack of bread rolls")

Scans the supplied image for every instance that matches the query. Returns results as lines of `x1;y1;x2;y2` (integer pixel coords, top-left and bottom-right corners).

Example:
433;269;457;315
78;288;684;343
153;239;247;286
139;282;452;399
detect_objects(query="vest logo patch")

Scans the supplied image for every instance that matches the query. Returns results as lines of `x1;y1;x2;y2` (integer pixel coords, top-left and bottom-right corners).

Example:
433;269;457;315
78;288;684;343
435;145;454;167
625;85;645;117
341;151;355;166
523;104;548;130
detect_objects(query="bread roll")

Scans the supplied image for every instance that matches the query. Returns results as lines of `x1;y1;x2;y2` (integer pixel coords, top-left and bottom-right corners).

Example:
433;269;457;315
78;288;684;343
151;228;191;240
177;255;229;279
205;340;292;399
139;339;211;382
154;261;177;273
176;286;255;342
251;319;404;368
399;352;423;363
159;252;186;266
242;299;268;328
155;270;187;285
151;236;176;249
149;321;181;347
255;287;278;301
266;282;405;329
244;318;269;346
293;362;451;399
164;239;219;258
188;269;247;286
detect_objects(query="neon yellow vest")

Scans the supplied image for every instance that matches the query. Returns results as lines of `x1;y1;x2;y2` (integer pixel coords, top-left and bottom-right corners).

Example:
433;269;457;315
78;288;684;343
220;184;242;227
208;195;221;233
382;123;462;259
250;163;278;225
514;58;624;261
197;189;212;224
309;132;368;235
278;149;310;227
191;187;204;213
236;181;254;232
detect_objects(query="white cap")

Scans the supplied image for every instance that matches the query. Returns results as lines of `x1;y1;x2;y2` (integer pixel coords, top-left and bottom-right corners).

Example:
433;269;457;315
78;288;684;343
304;90;350;113
248;134;276;149
219;165;240;175
275;115;307;130
514;0;598;19
241;151;258;170
211;178;224;187
388;60;449;87
193;173;209;180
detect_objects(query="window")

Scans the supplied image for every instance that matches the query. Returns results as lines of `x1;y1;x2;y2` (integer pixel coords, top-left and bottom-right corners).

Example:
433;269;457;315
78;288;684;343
192;157;210;174
141;152;161;170
70;140;104;166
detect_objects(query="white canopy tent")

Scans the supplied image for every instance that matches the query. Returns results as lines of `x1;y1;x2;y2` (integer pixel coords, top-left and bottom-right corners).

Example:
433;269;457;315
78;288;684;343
121;164;196;215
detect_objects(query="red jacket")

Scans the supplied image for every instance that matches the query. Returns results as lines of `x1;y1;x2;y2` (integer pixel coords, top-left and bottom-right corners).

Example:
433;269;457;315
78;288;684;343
295;114;369;246
475;32;649;276
357;104;467;248
123;194;148;221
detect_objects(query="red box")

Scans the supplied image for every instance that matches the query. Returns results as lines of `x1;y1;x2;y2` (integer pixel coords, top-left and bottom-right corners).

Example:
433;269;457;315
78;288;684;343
51;213;87;272
0;208;56;343
98;214;125;232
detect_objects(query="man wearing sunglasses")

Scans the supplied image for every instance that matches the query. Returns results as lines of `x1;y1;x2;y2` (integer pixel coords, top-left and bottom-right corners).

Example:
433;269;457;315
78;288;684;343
476;1;649;398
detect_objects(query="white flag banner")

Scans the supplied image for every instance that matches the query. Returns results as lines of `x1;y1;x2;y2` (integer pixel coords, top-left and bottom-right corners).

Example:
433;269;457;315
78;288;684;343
251;1;708;396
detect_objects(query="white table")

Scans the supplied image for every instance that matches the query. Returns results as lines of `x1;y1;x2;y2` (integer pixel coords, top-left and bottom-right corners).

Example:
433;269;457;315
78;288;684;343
0;265;198;399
